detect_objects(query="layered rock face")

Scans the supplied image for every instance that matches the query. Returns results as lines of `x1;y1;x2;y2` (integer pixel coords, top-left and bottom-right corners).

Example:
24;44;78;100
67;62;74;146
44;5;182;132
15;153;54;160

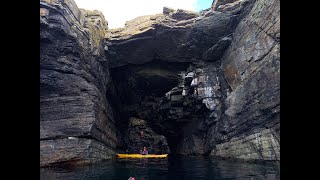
40;0;119;167
40;0;279;166
155;63;230;155
210;0;280;161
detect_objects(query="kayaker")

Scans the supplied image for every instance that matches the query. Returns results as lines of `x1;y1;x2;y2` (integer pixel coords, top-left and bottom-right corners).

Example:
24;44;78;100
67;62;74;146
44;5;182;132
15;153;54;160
142;147;148;155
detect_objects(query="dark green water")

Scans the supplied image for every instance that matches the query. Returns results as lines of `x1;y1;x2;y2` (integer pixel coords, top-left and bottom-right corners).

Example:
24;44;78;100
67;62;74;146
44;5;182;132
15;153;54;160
40;156;280;180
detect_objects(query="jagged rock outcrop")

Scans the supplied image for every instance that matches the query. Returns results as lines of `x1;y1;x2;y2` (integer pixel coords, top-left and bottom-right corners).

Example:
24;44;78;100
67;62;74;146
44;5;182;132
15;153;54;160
40;0;280;166
40;0;119;167
127;117;169;154
153;63;230;154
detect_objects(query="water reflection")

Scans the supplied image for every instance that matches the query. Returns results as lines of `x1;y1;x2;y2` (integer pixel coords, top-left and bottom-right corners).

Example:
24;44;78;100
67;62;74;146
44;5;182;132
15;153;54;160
40;156;280;180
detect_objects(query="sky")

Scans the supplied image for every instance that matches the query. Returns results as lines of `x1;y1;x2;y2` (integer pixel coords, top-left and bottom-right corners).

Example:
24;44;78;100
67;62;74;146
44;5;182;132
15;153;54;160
74;0;212;29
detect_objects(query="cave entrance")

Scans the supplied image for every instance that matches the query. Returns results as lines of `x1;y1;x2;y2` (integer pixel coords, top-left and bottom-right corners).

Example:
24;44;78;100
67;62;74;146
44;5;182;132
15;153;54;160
110;60;191;153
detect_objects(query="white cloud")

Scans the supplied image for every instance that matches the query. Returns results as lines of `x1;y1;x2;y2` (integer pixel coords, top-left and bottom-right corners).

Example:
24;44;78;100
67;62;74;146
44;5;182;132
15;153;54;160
74;0;197;29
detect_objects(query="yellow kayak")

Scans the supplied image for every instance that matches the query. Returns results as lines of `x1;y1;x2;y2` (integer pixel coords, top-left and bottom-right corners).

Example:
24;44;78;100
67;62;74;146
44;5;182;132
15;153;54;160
116;154;168;158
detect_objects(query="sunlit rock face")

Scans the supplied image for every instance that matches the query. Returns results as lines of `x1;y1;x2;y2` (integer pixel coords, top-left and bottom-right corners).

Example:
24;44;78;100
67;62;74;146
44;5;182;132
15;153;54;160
40;0;279;166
